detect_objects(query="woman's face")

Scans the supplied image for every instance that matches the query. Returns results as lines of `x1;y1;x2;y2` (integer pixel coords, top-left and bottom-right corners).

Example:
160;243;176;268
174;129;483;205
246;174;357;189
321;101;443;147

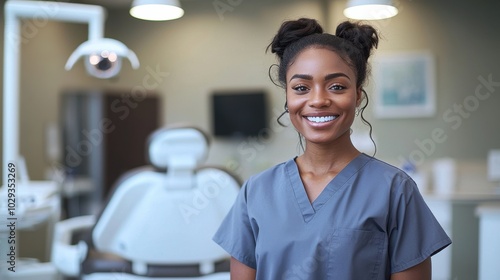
286;47;361;146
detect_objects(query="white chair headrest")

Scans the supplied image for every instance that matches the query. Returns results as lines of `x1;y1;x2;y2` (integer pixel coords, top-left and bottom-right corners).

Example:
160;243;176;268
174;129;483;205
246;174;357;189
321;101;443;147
146;126;209;170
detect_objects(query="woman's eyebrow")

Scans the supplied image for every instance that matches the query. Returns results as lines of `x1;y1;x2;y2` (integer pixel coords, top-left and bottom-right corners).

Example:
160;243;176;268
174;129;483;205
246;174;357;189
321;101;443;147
289;74;313;82
324;72;350;81
289;73;350;82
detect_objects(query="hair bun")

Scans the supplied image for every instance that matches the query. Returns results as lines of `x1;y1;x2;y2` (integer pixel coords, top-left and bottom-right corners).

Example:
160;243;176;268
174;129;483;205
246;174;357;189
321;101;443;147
268;18;323;59
335;21;379;61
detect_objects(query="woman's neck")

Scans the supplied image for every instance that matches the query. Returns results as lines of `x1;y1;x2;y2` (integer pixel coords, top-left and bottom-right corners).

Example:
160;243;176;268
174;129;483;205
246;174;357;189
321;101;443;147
297;133;360;176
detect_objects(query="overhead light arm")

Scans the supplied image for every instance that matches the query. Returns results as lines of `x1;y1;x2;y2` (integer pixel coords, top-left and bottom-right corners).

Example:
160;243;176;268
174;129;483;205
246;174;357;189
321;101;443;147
2;0;139;186
6;0;106;39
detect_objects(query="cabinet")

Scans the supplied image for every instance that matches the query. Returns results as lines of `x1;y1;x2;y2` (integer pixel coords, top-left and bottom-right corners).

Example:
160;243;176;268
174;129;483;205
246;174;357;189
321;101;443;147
476;203;500;280
423;193;500;280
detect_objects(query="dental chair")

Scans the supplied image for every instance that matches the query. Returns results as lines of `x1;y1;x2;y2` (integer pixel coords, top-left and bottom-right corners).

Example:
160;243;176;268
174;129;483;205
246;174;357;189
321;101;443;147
51;125;241;280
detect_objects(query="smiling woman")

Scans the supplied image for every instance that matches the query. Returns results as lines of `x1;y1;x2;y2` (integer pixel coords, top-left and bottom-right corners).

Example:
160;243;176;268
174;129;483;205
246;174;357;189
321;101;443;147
212;18;451;280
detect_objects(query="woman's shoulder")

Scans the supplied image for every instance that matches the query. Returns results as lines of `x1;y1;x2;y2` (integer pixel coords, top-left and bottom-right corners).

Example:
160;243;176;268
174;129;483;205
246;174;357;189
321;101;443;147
239;158;298;196
247;158;294;183
236;159;294;202
359;154;418;196
361;154;412;180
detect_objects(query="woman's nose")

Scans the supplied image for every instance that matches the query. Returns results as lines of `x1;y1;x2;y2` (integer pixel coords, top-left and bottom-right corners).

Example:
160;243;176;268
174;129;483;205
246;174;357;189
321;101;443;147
309;89;331;108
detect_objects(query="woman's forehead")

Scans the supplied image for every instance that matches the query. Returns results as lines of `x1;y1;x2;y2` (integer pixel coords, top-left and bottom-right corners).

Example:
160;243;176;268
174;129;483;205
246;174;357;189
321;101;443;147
287;47;357;79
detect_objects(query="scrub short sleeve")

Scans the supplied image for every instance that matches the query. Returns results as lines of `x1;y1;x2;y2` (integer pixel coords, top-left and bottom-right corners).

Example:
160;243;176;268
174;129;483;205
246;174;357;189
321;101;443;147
212;181;257;269
389;177;451;273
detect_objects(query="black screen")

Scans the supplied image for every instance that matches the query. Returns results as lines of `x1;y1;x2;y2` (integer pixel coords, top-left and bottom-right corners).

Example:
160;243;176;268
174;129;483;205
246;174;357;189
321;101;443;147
211;91;268;138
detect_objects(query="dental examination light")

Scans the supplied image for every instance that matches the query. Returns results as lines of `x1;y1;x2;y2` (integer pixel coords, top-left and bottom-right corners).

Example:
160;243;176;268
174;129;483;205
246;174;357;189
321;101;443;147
2;0;140;186
66;38;140;79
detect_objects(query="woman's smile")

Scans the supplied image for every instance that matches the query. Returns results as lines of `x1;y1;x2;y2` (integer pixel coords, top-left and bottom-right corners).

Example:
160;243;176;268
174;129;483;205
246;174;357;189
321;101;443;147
303;114;340;129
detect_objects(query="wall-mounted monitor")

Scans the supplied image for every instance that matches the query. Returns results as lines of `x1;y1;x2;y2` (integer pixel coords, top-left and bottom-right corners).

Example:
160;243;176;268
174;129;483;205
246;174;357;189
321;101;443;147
211;90;268;138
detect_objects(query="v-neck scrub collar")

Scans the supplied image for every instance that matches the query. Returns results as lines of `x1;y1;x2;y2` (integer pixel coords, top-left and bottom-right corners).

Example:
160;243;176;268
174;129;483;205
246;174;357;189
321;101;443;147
286;153;372;223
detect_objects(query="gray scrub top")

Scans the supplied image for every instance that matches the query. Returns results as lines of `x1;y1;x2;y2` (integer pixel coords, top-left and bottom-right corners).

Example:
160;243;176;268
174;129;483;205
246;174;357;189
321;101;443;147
213;153;451;280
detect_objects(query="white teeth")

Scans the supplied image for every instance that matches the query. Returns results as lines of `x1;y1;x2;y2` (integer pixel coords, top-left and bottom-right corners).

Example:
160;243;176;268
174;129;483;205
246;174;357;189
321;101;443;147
307;116;337;123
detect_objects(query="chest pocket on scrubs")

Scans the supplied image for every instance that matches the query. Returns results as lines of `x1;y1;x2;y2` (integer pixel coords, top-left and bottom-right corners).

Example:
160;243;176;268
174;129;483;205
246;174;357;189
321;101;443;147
328;228;385;280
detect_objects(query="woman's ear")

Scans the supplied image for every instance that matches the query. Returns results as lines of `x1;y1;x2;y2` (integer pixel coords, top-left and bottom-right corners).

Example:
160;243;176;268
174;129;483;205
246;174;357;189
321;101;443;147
356;87;363;107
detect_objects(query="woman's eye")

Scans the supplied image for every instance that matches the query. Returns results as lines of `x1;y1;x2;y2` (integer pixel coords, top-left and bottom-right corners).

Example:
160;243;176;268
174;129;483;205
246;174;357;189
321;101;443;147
330;84;345;91
292;85;309;92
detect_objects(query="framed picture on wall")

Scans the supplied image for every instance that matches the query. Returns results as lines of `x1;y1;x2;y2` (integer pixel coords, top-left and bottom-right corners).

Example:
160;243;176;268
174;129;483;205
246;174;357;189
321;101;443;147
372;51;436;118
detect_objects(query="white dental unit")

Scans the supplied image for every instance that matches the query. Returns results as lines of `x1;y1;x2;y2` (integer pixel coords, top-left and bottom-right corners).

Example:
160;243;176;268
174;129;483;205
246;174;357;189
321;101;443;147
2;1;239;279
52;125;240;279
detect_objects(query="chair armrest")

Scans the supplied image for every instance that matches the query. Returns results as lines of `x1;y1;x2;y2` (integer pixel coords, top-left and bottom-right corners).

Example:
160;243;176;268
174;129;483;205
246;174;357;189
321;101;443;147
51;215;95;276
